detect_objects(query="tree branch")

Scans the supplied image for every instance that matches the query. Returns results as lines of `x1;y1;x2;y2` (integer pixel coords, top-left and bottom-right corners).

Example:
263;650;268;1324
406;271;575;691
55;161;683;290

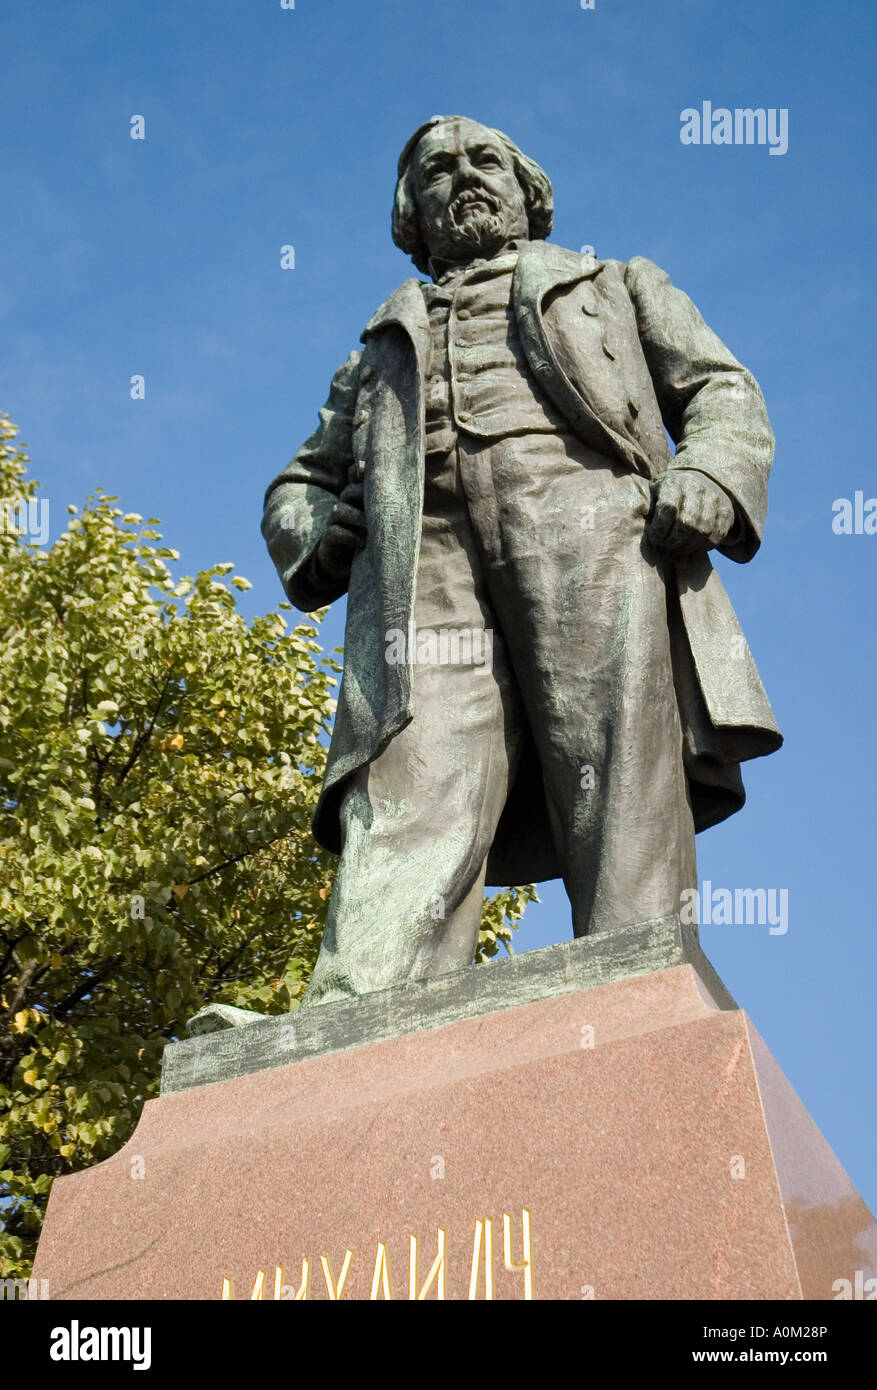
113;669;176;788
4;960;50;1020
186;845;255;886
51;955;124;1017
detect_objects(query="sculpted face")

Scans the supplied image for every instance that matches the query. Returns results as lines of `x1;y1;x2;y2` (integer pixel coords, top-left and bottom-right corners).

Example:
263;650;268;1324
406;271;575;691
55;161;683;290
411;118;530;268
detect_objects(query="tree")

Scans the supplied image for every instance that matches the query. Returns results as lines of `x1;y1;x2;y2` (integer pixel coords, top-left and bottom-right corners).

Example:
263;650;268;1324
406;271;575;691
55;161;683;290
0;415;536;1279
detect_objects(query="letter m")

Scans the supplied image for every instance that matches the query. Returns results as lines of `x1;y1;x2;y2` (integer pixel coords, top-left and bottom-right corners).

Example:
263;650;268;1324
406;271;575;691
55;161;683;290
446;628;471;665
1;1278;29;1300
735;887;767;924
735;108;766;145
102;1328;131;1360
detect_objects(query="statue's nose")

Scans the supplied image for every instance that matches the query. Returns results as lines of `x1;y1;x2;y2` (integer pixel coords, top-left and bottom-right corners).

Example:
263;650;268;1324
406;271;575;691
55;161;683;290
452;155;480;184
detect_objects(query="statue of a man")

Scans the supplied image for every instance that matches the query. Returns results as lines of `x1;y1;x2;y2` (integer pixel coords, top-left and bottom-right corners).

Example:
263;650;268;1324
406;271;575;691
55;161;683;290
262;115;782;1007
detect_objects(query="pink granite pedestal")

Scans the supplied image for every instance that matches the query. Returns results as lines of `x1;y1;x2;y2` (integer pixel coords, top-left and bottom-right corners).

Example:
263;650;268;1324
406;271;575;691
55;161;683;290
33;962;877;1300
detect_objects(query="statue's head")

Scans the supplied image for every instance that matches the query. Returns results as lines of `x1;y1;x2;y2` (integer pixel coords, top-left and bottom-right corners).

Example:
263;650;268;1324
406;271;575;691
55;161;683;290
392;116;553;275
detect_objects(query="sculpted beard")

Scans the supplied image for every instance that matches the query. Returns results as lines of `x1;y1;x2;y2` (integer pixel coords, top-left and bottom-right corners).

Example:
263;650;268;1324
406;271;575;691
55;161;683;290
443;186;508;257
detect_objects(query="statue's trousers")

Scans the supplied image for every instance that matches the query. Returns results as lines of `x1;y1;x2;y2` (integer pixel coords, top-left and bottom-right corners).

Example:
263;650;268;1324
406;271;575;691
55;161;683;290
305;429;697;1005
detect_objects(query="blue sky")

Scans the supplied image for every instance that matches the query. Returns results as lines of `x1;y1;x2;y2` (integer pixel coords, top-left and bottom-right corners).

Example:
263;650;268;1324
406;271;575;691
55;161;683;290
3;0;876;1219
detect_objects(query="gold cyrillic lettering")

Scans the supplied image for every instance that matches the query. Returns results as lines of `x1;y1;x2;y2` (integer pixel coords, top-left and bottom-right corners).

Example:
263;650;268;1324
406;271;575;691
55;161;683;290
369;1241;392;1300
503;1209;533;1300
408;1229;446;1300
468;1218;494;1300
320;1250;354;1300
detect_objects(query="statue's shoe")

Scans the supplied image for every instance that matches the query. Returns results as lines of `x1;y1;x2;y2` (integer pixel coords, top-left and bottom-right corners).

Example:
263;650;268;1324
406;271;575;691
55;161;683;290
185;1003;264;1036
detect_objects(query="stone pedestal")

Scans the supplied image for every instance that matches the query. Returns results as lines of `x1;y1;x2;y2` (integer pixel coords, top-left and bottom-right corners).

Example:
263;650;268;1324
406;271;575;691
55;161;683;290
33;920;877;1300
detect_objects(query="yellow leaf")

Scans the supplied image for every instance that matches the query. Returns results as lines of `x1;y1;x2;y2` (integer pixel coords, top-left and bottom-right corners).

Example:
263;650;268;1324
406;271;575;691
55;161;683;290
318;886;330;901
13;1011;29;1034
51;953;62;969
171;884;188;900
160;733;184;752
59;1143;75;1158
23;1068;38;1086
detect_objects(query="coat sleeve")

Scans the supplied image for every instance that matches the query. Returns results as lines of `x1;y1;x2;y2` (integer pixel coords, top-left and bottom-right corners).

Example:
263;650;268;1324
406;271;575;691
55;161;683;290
623;256;774;562
261;349;362;611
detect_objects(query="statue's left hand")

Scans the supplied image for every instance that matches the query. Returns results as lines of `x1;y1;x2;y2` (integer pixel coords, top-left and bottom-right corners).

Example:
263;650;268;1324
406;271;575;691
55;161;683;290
645;471;736;554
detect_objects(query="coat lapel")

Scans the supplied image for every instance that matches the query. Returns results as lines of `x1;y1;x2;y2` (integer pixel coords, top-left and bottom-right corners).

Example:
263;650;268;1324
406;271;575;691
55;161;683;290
362;278;432;375
514;242;652;474
514;239;602;298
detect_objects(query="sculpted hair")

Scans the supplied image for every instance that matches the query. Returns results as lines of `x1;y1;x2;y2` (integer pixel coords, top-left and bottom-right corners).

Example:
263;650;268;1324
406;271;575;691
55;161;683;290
392;116;554;274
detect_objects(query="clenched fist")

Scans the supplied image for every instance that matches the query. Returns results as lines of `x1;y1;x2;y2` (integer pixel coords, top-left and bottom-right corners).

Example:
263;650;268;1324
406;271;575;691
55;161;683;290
314;481;367;580
645;470;736;554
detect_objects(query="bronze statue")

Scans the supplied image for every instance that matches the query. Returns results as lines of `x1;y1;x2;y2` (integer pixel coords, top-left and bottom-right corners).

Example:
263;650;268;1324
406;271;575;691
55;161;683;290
263;116;781;1007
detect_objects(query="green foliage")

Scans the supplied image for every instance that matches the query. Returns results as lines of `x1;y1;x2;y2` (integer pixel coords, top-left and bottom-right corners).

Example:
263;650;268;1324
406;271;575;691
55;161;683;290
475;884;539;962
0;414;535;1277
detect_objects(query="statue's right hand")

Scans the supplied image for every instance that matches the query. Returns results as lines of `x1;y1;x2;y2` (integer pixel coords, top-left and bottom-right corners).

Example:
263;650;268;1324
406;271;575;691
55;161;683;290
314;482;367;580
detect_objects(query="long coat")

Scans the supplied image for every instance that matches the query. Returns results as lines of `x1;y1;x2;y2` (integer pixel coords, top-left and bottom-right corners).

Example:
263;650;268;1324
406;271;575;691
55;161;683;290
262;241;782;885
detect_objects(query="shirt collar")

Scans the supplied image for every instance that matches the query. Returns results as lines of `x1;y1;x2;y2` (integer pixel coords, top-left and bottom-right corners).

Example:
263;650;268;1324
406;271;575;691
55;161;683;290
427;239;526;286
